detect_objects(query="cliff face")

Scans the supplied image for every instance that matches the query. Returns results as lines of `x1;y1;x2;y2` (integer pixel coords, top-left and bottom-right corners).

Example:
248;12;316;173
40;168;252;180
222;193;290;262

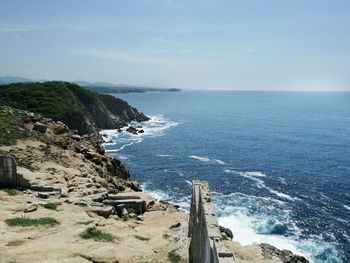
0;81;150;135
0;106;141;194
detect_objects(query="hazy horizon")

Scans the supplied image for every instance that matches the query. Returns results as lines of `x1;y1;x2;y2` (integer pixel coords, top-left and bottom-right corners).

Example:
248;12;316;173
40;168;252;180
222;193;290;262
1;0;350;91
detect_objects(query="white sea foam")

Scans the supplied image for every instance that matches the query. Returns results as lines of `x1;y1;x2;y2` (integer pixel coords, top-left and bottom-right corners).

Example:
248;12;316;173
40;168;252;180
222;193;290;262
224;169;299;201
344;204;350;211
156;154;174;157
185;180;192;186
214;159;225;164
141;183;170;201
218;214;303;253
189;155;210;162
100;115;179;152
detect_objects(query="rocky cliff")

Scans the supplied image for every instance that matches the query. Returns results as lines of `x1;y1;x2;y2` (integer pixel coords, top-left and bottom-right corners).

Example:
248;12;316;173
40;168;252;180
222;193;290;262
0;81;149;136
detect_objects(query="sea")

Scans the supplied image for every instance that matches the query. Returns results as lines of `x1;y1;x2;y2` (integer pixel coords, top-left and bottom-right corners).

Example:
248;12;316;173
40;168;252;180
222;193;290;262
101;91;350;263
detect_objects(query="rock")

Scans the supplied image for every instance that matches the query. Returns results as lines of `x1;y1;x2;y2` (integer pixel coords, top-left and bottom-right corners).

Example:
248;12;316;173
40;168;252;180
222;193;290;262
260;243;310;263
138;129;144;134
121;208;128;217
136;215;144;221
87;206;115;219
33;122;47;133
37;192;49;199
130;181;142;192
0;155;17;187
126;126;138;134
128;213;137;218
53;122;69;135
74;199;88;207
24;203;38;213
71;134;81;141
127;208;137;214
91;192;108;202
108;194;141;200
219;226;233;240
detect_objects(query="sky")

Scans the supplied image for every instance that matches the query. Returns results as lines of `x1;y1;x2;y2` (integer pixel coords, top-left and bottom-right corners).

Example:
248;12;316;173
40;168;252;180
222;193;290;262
0;0;349;90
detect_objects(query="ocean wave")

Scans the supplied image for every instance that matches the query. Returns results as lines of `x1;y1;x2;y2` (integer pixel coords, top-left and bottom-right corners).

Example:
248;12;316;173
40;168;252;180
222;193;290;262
224;169;299;201
100;115;179;152
189;155;225;165
156;154;174;157
189;155;210;162
344;204;350;211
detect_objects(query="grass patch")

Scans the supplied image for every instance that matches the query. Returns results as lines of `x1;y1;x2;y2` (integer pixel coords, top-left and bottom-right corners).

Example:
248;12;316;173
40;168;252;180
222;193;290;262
134;235;150;241
41;202;62;211
0;114;26;145
5;217;58;227
78;220;94;225
2;189;17;196
170;223;180;229
122;215;129;221
168;250;181;263
221;234;229;240
80;228;115;242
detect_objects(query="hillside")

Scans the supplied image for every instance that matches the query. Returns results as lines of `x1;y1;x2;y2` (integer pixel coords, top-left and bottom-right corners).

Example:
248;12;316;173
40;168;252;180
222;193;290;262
0;81;149;135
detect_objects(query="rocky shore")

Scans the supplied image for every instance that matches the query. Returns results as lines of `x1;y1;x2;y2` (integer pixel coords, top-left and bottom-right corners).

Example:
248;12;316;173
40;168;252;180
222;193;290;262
0;106;310;263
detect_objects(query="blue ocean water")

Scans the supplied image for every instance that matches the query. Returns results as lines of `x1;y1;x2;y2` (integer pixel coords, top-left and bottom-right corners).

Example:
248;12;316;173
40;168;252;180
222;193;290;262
102;91;350;263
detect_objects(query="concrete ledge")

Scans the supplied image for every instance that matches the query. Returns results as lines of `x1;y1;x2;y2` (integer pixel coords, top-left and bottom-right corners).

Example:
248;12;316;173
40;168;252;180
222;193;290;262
188;180;235;263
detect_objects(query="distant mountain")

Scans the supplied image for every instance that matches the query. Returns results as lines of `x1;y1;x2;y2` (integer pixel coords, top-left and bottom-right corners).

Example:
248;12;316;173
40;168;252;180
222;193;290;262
0;76;181;93
73;81;181;94
0;76;37;84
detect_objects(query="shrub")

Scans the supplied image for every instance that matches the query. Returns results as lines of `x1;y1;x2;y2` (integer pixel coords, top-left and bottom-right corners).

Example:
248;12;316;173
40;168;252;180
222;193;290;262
78;220;94;225
80;228;115;242
167;250;181;263
42;202;61;211
134;235;150;241
2;189;17;196
5;217;58;227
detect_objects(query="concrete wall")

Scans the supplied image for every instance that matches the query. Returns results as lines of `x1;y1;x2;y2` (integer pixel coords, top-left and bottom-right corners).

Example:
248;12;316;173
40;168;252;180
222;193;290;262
188;180;235;263
0;155;17;187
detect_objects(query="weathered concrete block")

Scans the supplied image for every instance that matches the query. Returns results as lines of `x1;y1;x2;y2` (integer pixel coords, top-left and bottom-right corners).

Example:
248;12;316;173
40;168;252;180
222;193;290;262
0;156;17;187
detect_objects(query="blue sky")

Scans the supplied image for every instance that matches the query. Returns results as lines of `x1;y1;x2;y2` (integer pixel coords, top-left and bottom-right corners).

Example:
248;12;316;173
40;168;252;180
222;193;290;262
0;0;349;90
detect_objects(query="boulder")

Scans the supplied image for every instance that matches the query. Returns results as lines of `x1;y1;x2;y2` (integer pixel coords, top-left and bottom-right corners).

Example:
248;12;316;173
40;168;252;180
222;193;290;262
37;192;49;199
219;226;233;240
87;206;115;219
53;122;69;135
138;129;144;134
71;134;81;141
24;203;38;213
126;126;138;134
33;122;47;133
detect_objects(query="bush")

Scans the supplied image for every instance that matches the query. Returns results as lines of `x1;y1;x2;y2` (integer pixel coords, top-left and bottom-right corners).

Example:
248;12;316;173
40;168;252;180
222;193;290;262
2;189;17;196
5;217;58;227
78;220;94;225
42;202;61;211
167;250;181;263
134;235;150;241
80;228;115;242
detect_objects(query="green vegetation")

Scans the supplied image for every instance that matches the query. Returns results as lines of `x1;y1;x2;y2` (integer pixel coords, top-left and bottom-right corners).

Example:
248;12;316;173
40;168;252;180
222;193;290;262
134;235;150;241
122;215;129;221
0;81;148;135
5;217;58;227
167;250;181;263
78;220;94;225
0;113;27;145
2;189;17;196
80;228;115;242
221;234;229;240
41;202;62;211
170;223;180;229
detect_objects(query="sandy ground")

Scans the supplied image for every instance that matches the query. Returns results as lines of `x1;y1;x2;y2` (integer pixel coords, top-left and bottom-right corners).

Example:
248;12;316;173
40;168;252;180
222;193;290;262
0;190;189;263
